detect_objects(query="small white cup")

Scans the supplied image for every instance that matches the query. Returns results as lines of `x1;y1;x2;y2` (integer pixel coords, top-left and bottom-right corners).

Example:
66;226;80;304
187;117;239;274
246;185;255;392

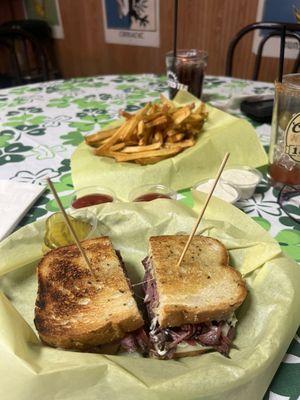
193;179;239;204
221;166;262;200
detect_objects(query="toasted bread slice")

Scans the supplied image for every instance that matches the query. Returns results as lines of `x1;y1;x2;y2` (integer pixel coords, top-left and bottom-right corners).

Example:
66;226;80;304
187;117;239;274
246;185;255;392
149;235;247;328
34;237;144;350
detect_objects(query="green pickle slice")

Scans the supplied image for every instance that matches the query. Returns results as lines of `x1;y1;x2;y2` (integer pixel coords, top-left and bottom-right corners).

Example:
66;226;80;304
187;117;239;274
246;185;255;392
44;212;92;250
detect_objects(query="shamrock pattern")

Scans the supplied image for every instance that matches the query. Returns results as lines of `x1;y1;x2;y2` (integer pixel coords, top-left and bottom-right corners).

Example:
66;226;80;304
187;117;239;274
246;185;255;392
0;142;33;165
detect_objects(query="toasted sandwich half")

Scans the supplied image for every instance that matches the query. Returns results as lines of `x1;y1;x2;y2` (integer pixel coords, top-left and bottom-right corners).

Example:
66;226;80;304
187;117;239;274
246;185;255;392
142;235;247;359
34;237;146;353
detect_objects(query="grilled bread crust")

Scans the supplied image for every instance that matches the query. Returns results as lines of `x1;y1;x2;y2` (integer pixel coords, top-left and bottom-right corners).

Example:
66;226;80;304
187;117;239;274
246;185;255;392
149;235;247;328
34;237;144;350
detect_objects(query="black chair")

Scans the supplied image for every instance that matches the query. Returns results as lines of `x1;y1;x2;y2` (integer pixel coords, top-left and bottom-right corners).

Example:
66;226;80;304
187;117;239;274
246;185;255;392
0;19;52;41
226;22;300;80
0;19;61;86
0;39;22;88
0;27;49;85
0;19;60;79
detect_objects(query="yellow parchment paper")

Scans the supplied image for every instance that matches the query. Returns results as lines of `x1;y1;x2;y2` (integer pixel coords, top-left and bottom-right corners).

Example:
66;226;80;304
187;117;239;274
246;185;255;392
71;91;267;200
0;198;299;400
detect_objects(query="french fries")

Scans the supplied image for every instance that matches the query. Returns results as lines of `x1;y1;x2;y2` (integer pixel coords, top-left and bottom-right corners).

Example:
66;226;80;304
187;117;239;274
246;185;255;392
85;95;208;165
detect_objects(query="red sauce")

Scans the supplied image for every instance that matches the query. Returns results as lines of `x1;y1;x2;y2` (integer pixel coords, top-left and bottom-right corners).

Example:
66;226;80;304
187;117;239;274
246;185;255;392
72;193;113;208
134;193;172;202
268;163;300;185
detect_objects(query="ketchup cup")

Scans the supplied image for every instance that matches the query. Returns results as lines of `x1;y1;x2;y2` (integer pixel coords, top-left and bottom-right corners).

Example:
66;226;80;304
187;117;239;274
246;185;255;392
128;184;177;202
71;186;117;209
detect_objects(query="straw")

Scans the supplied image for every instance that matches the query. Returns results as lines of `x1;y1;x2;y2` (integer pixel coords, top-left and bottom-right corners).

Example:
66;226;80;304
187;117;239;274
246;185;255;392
46;178;96;279
176;152;230;268
173;0;178;57
278;24;286;83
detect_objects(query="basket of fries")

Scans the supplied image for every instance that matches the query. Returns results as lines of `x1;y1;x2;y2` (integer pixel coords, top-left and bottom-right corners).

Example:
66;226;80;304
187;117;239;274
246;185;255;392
85;95;208;165
71;91;268;201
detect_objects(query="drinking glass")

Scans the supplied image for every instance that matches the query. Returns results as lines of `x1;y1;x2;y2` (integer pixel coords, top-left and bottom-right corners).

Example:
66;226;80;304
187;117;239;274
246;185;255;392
268;73;300;185
166;49;207;100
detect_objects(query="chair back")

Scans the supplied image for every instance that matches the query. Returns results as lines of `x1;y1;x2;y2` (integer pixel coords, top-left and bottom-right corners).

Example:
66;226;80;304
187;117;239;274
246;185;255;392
0;39;22;88
226;22;300;80
0;26;48;85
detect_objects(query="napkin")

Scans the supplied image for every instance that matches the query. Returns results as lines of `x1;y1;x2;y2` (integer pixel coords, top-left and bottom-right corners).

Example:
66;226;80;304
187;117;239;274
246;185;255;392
0;180;46;241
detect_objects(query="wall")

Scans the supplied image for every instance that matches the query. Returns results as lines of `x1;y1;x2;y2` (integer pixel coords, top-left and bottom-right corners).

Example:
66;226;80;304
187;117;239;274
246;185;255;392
54;0;295;81
0;0;24;24
0;0;296;81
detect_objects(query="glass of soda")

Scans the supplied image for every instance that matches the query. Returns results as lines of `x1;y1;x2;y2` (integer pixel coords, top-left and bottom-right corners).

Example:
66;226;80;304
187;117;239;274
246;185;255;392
166;49;208;100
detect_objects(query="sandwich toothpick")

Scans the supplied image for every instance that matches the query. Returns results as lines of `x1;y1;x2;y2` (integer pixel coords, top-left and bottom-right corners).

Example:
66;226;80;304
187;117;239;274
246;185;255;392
176;152;230;268
46;178;96;279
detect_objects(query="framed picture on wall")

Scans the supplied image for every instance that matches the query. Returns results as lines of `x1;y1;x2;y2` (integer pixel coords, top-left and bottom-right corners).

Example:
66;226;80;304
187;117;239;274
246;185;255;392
23;0;64;39
102;0;160;47
253;0;300;59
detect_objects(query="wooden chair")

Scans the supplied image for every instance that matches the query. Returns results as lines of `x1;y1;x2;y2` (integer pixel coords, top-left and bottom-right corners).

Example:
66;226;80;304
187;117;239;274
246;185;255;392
226;22;300;80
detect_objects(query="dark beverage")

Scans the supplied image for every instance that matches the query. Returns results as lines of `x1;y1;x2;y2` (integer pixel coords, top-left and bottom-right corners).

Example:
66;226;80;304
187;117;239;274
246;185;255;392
166;49;207;99
72;193;114;208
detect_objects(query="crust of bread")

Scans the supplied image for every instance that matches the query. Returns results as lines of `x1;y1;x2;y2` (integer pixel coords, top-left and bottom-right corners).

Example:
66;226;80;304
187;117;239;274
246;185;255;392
34;237;144;350
149;235;247;328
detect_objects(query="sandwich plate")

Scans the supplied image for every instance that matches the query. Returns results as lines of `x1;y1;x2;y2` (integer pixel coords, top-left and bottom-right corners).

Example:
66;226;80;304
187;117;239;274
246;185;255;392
71;91;267;201
0;197;299;400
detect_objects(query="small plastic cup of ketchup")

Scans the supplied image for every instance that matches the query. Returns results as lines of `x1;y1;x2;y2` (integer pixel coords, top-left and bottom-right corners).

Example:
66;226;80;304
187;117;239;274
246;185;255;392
128;184;177;202
71;186;117;209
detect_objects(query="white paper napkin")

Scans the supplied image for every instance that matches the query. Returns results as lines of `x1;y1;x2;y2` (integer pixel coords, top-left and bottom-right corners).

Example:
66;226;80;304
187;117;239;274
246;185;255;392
0;180;46;241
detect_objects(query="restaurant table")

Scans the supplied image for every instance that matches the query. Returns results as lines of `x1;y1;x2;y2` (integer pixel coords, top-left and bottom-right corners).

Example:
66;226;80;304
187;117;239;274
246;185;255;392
0;74;299;400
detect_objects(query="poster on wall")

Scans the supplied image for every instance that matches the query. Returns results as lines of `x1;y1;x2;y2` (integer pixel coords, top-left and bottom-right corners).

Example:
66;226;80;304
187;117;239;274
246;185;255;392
253;0;300;59
102;0;160;47
23;0;64;39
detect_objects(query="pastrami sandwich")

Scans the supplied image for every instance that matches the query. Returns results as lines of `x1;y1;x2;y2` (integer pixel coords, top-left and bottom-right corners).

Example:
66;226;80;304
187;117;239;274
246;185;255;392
34;237;148;354
142;235;247;359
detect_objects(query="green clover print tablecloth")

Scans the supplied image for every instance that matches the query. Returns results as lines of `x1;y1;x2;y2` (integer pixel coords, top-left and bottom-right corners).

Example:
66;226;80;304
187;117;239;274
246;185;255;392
0;74;299;400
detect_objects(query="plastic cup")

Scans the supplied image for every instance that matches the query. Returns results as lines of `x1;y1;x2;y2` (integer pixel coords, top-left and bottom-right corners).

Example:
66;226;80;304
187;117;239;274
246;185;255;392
42;208;97;253
70;186;117;209
221;166;262;200
128;184;177;202
193;178;239;204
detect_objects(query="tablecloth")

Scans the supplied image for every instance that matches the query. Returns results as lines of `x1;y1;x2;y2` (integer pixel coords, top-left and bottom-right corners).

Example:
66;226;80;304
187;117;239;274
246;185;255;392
0;74;299;400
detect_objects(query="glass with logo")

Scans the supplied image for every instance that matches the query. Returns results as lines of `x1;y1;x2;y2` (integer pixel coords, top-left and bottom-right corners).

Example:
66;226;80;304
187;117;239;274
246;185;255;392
166;49;208;100
268;74;300;186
